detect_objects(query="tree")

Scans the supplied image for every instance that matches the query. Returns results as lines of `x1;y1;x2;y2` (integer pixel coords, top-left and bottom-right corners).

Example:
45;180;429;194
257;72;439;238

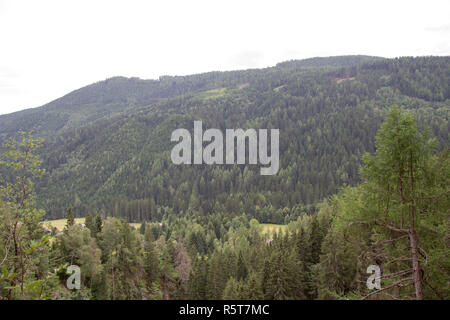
99;218;146;300
347;106;446;299
157;238;177;300
94;215;102;236
236;251;248;281
187;256;208;300
85;211;94;233
174;236;191;298
318;197;361;299
143;225;159;285
58;224;102;291
66;206;75;229
0;131;53;299
222;277;241;300
262;250;296;300
243;271;264;299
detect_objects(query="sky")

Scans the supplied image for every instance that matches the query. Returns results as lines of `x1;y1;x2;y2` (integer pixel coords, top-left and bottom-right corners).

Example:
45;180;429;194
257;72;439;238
0;0;449;115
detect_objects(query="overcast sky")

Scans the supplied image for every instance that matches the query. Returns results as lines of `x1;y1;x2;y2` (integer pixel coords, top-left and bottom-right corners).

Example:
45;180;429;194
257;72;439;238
1;0;449;115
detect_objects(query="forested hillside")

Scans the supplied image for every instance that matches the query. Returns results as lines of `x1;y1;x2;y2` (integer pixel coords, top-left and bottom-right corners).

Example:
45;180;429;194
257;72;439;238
1;56;448;223
0;107;447;300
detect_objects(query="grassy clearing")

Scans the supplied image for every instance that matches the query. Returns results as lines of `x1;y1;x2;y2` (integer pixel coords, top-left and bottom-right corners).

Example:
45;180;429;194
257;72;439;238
335;77;356;83
44;218;142;232
273;85;286;92
129;222;142;230
45;219;279;235
260;223;287;235
196;87;227;100
44;218;85;231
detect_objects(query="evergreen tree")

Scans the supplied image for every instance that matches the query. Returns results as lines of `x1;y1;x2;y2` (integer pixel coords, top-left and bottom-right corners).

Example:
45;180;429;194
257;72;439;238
222;277;241;300
174;236;191;298
356;106;438;299
236;252;248;281
66;206;75;229
94;215;102;236
144;225;159;285
85;211;94;233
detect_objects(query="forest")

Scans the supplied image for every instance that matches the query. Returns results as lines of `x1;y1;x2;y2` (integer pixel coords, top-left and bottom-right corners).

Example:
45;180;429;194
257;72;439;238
0;56;448;300
0;56;448;223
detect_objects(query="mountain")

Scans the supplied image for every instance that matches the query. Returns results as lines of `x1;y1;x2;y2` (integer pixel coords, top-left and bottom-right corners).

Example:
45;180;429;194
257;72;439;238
0;55;448;222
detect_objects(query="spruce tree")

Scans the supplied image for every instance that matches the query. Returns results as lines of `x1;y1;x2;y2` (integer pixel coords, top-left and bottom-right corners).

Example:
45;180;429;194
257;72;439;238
85;211;94;233
66;205;75;229
94;215;102;236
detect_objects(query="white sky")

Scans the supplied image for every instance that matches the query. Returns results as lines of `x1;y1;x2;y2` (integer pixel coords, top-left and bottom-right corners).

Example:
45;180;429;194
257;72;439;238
0;0;449;115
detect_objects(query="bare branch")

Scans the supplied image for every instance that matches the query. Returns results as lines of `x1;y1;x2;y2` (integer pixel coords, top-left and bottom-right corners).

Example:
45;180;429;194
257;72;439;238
384;256;412;266
418;246;428;265
375;234;409;246
374;219;410;234
381;268;413;280
361;277;414;300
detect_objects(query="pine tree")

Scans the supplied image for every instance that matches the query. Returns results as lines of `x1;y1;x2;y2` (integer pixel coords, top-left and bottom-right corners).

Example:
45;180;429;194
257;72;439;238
94;215;102;236
139;221;146;235
85;211;94;233
236;252;248;281
263;250;295;299
206;252;227;299
222;277;241;300
144;225;159;285
66;206;75;229
243;271;264;299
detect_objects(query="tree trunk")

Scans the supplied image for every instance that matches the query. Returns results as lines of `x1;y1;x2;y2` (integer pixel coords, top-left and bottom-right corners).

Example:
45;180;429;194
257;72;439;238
409;229;423;300
408;150;422;300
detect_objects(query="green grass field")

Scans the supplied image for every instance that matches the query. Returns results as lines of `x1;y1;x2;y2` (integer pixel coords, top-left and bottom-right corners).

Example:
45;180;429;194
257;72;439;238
45;218;280;235
44;218;142;232
273;85;286;92
195;87;227;100
129;223;142;230
44;218;86;231
260;223;287;235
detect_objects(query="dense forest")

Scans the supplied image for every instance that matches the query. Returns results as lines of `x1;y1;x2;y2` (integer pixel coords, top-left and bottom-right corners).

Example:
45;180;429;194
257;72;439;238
0;56;448;300
0;107;448;300
0;56;448;223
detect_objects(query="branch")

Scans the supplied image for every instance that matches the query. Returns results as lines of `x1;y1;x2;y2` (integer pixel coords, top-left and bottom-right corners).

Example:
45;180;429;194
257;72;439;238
374;219;410;234
384;256;411;266
361;277;414;300
423;279;445;300
0;227;13;266
418;246;428;265
381;268;413;280
375;234;409;246
348;221;369;228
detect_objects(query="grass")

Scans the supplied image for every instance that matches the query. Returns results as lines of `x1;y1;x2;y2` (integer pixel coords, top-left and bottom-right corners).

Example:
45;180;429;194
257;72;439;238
335;77;356;83
44;218;142;232
273;85;286;92
45;219;280;235
129;222;142;230
260;223;287;235
44;218;85;231
195;87;227;100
